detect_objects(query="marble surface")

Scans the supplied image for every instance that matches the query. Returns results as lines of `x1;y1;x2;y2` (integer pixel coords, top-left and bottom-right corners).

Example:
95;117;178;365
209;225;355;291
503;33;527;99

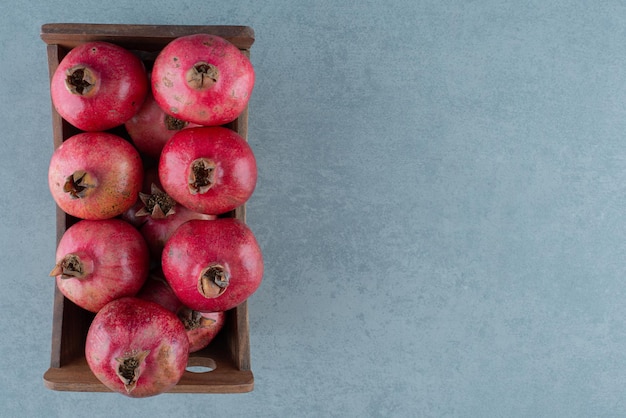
3;1;626;416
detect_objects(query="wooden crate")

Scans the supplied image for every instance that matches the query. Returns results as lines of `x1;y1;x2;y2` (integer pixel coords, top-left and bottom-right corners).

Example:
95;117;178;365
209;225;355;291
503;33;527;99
41;23;255;393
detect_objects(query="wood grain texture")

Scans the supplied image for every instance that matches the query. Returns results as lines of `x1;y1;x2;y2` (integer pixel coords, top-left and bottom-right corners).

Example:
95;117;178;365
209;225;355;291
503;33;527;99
43;23;255;394
41;23;254;50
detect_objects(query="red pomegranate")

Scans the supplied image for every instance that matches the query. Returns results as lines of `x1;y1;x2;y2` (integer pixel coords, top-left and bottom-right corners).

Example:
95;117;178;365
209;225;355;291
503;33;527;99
137;183;216;257
177;307;225;353
85;297;189;397
162;218;263;312
120;167;161;228
50;219;150;313
136;270;183;313
48;132;143;220
158;126;257;215
50;41;148;131
122;170;217;258
151;33;254;126
125;86;200;159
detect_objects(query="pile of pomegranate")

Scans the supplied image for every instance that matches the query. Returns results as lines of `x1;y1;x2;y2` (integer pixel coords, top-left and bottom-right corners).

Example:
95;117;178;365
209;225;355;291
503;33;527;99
47;34;263;398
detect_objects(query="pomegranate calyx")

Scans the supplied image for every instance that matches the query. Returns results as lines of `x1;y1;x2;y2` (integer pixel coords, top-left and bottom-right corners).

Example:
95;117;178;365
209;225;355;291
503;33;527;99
65;66;97;96
164;114;188;131
198;264;229;298
115;350;150;394
188;158;216;195
177;307;217;331
136;184;176;219
186;61;219;90
50;253;89;279
63;170;96;199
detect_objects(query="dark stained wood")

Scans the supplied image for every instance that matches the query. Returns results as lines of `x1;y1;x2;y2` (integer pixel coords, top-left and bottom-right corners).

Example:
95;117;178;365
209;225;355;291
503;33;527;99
228;301;252;371
41;23;254;51
43;23;255;394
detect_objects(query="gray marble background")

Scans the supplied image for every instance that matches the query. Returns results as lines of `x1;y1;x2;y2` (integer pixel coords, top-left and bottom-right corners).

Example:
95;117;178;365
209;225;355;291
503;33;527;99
3;1;626;416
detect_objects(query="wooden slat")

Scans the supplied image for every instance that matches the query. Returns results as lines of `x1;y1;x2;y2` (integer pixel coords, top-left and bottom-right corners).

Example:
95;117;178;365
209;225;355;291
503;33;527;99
41;23;254;51
228;301;252;371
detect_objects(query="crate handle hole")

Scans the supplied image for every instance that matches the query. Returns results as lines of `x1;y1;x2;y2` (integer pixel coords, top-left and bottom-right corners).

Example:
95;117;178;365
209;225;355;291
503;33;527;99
186;357;217;373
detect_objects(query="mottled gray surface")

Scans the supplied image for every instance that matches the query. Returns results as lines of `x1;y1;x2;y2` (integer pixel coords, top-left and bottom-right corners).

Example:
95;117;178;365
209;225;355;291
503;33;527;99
3;1;626;416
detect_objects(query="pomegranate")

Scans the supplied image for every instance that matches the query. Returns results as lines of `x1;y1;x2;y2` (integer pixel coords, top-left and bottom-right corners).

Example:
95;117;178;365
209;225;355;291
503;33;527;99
151;33;254;126
158;126;257;215
50;41;148;131
162;218;263;312
48;132;143;220
177;307;225;353
120;167;161;228
136;183;216;258
136;274;223;351
125;85;200;159
122;168;217;258
136;270;183;313
85;297;189;397
50;219;149;313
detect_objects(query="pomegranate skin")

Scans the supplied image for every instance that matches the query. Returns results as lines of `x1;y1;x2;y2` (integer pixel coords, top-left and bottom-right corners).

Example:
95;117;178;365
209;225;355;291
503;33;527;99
50;41;148;131
85;297;189;398
162;218;263;312
52;219;150;313
48;132;143;220
125;87;200;159
122;168;216;258
139;205;216;259
178;308;225;353
158;126;257;215
137;272;183;313
152;33;254;126
120;167;162;227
